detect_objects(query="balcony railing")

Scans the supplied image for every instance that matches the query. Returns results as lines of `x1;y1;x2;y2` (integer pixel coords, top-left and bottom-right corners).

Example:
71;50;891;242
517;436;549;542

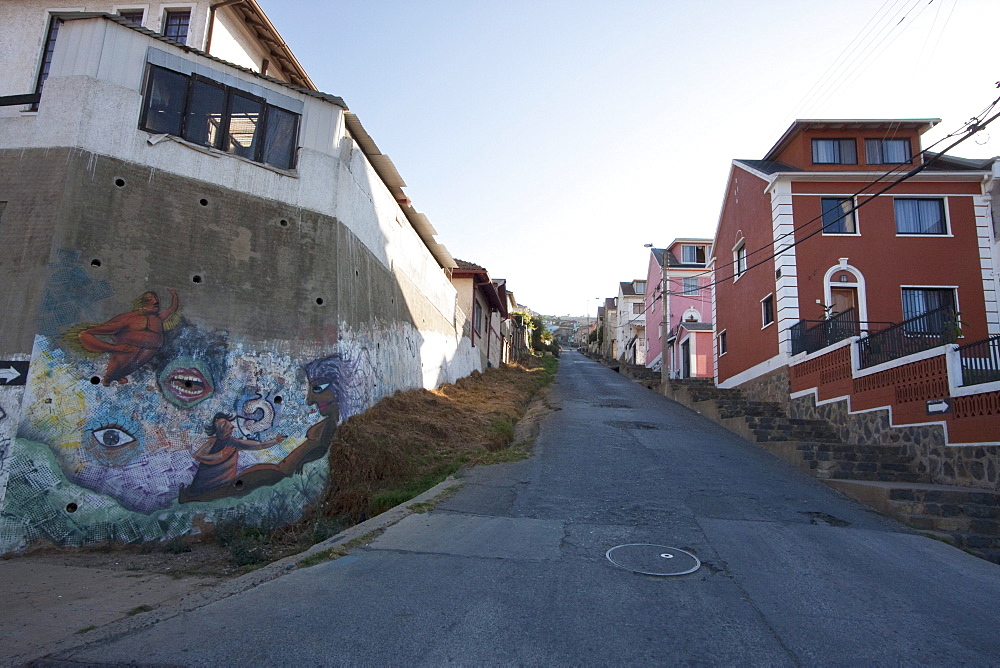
790;308;862;355
958;334;1000;386
857;306;957;369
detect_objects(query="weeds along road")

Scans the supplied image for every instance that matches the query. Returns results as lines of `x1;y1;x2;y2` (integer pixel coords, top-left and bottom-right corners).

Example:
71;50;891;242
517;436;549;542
53;351;1000;666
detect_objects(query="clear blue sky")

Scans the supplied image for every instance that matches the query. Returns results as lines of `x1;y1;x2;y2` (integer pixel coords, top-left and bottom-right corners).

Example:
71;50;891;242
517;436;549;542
258;0;1000;317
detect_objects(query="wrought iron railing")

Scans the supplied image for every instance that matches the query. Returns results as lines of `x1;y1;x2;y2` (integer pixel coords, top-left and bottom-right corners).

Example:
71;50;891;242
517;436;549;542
958;334;1000;386
857;305;957;369
790;308;861;355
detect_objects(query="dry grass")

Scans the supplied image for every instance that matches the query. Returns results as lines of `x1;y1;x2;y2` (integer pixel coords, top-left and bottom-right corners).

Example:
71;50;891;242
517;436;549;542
316;356;557;521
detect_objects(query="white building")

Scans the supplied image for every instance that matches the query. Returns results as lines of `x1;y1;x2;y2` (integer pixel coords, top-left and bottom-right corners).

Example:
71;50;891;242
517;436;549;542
616;279;646;364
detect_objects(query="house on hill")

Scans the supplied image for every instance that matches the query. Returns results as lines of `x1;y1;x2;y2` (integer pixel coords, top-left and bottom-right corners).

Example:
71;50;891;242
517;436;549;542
645;239;714;379
617;280;646;364
710;118;1000;488
451;260;509;369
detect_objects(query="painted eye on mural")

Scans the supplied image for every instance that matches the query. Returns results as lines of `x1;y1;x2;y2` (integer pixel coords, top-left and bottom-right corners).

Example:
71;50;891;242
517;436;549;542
312;383;331;394
91;425;136;448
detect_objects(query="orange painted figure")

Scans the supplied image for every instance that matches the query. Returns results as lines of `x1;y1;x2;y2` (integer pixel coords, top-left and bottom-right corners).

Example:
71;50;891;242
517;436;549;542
78;289;179;386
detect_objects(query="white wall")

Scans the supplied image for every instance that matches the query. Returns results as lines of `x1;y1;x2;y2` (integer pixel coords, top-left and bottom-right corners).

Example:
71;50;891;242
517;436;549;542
0;1;216;105
0;15;472;386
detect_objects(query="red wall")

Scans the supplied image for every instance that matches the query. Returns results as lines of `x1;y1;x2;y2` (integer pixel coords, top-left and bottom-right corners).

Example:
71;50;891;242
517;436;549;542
714;165;779;384
771;127;923;172
790;179;988;339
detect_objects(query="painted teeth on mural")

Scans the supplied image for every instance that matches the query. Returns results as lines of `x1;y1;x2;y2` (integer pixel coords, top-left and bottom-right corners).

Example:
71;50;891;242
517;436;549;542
165;367;213;404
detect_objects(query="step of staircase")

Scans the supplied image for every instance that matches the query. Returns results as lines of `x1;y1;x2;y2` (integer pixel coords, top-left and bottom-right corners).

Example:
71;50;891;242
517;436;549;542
824;479;1000;563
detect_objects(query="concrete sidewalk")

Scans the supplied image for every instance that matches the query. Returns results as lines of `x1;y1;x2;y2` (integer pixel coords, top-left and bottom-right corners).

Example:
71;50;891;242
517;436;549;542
0;477;464;666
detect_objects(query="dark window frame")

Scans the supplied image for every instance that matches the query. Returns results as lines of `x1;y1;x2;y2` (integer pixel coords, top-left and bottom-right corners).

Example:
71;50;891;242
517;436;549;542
901;287;957;335
162;9;191;45
865;138;912;165
894;197;948;235
139;64;300;170
761;294;775;327
222;87;267;160
117;9;145;25
682;244;706;264
821;197;858;235
811;138;858;165
733;241;747;280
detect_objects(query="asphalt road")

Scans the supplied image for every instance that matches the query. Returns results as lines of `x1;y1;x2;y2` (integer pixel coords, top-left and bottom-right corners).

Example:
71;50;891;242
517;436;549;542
54;351;1000;666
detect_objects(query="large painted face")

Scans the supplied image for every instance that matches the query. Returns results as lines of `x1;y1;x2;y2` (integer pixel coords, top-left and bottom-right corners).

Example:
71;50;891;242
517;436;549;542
304;355;345;424
17;325;317;513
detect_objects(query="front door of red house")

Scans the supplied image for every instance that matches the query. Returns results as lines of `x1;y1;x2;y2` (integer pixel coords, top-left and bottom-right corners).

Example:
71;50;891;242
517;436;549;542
681;339;691;378
830;287;857;315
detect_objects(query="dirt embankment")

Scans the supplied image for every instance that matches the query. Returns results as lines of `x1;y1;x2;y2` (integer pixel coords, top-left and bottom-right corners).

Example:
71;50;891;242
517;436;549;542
320;355;558;521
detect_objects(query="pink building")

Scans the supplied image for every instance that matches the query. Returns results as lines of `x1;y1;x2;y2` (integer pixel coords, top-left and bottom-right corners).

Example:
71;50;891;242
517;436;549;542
644;239;714;378
644;248;667;369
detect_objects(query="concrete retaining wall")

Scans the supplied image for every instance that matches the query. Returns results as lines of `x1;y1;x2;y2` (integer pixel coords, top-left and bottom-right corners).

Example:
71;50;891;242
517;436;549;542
0;147;477;553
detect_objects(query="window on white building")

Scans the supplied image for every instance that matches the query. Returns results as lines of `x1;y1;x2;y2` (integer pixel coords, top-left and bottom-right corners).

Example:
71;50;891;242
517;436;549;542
140;65;300;170
163;9;191;45
31;15;64;108
117;9;145;25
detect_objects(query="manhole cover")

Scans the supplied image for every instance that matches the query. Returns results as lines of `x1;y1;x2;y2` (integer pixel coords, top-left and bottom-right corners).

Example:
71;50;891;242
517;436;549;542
606;544;701;576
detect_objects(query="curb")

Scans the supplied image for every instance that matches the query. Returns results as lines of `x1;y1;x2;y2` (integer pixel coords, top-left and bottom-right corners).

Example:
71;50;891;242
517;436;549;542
22;476;465;666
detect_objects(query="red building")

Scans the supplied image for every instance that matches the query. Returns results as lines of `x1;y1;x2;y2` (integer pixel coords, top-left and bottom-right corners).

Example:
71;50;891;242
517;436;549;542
712;119;1000;450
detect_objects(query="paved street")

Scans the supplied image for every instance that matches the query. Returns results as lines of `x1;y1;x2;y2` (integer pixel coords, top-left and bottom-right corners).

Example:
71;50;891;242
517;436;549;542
53;351;1000;665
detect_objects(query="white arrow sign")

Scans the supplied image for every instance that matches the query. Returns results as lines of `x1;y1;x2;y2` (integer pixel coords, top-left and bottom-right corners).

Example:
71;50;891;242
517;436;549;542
927;400;950;414
0;366;20;383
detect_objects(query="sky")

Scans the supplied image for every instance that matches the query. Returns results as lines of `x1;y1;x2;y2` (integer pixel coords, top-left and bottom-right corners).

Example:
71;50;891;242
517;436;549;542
258;0;1000;317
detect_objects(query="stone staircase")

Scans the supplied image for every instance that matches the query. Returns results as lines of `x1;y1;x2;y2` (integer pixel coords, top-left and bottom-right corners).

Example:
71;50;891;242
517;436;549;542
663;377;1000;563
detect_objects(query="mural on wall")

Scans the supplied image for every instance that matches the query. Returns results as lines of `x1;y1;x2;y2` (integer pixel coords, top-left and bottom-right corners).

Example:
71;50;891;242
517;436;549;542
0;253;446;553
0;289;338;551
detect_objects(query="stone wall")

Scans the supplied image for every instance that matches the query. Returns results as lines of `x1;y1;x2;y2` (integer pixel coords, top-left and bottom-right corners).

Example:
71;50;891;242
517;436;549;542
790;391;999;491
730;364;1000;491
733;367;792;412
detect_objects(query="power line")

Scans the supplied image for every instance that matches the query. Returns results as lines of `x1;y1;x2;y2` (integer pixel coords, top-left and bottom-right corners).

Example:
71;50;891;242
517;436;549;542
661;101;1000;295
599;94;1000;338
649;99;1000;302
